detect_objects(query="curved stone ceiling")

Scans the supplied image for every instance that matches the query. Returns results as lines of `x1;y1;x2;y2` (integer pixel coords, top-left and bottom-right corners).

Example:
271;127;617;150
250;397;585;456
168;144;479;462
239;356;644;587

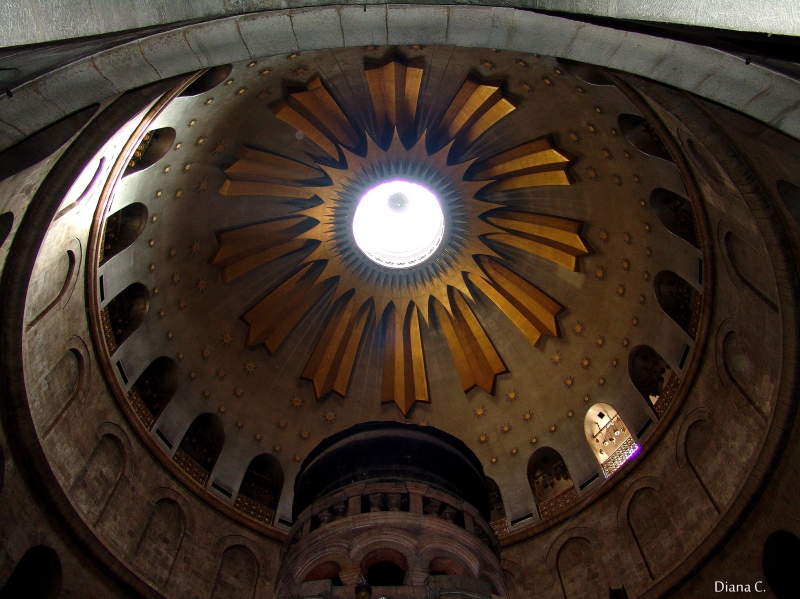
86;46;707;527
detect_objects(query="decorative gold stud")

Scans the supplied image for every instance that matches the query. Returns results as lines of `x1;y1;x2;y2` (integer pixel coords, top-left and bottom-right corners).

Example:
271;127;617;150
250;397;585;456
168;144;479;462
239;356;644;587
523;411;533;422
478;433;489;443
599;228;609;242
596;335;605;348
551;351;562;365
292;396;302;407
222;332;232;346
474;406;486;417
244;361;256;374
501;423;512;434
581;357;591;369
324;411;336;422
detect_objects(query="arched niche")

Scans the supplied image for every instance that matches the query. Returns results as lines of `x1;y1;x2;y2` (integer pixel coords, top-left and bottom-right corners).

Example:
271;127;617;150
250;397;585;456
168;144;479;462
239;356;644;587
618;114;673;162
555;538;609;599
123;127;176;176
486;477;508;536
651;188;698;247
177;413;225;480
763;530;800;599
628;345;676;416
654;270;701;339
235;453;284;524
132;498;185;588
304;561;343;586
777;179;800;223
100;202;147;264
181;65;233;97
131;357;179;424
0;212;13;247
527;447;576;518
555;58;612;86
106;282;149;350
0;104;99;181
0;545;62;598
70;434;125;524
584;403;638;479
211;544;260;599
361;548;408;587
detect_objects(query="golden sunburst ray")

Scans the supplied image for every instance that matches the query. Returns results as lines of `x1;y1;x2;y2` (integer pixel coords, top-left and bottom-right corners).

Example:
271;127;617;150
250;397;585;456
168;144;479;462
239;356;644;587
210;54;588;414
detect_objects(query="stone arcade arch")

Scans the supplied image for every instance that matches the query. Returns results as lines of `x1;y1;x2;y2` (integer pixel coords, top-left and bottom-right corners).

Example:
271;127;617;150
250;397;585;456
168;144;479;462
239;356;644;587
527;448;577;519
129;356;179;428
628;345;678;418
654;270;701;339
651;188;698;247
486;477;508;536
583;403;638;479
100;202;148;264
122;127;176;176
104;282;149;351
618;114;673;162
175;413;225;486
235;453;284;525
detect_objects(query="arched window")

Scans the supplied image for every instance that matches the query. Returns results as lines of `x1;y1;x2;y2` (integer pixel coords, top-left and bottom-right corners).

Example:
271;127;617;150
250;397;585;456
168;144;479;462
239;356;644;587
175;413;225;486
100;202;147;263
618;114;673;162
486;477;508;536
181;65;233;97
129;357;179;428
234;453;284;525
527;448;577;519
0;545;62;599
654;270;701;339
584;403;639;478
651;188;698;247
629;345;678;418
123;127;176;176
105;283;149;351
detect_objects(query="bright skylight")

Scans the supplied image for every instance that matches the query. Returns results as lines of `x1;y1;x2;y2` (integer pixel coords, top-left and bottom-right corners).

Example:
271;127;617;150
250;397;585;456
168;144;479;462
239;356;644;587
352;180;444;269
